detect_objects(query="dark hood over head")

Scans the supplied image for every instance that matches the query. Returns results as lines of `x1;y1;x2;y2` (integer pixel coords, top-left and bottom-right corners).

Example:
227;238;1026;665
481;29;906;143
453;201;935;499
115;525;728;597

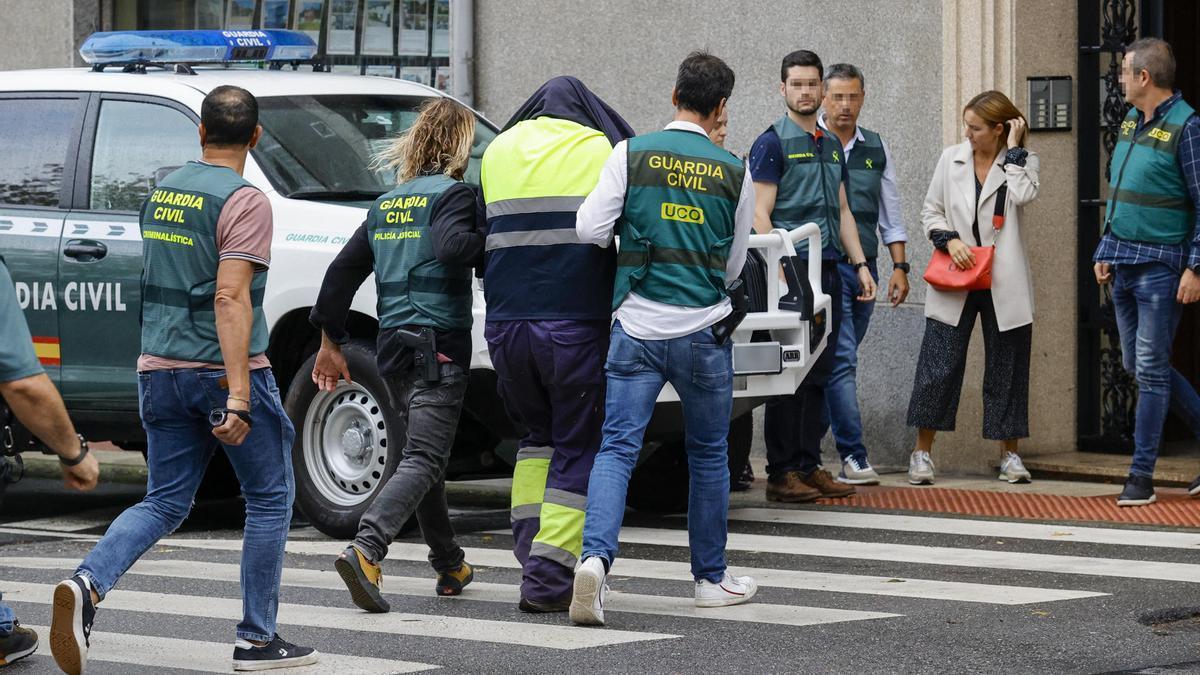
503;76;636;145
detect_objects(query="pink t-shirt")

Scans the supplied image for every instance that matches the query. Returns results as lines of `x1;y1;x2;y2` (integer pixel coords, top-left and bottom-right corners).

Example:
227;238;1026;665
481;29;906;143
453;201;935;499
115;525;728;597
137;185;274;372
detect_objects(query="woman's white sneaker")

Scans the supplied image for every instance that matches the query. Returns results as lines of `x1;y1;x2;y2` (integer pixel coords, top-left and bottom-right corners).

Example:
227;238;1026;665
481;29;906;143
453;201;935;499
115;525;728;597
695;573;757;608
998;452;1032;483
569;557;607;626
908;450;935;485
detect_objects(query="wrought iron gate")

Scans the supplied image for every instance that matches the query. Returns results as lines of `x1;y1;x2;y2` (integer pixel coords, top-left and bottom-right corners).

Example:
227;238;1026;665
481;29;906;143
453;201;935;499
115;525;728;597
1076;0;1138;451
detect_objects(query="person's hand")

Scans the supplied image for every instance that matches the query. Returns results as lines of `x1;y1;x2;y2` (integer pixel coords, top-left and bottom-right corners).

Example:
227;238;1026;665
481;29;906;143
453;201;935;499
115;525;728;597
61;452;99;492
1179;269;1200;304
1007;117;1026;149
888;269;910;307
1094;262;1113;286
312;344;352;392
856;266;877;301
212;396;251;446
947;239;976;270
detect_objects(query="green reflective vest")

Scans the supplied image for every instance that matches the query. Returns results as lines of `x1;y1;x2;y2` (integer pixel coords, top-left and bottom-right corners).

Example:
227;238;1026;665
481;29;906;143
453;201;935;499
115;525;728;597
368;174;472;330
840;126;887;259
139;162;268;362
770;115;843;254
1106;98;1197;244
612;128;744;309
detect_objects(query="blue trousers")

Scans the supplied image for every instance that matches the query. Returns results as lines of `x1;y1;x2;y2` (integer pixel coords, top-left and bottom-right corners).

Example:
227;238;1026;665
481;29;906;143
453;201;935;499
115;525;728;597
487;319;607;603
77;368;295;642
820;260;878;463
581;322;732;583
1111;263;1200;477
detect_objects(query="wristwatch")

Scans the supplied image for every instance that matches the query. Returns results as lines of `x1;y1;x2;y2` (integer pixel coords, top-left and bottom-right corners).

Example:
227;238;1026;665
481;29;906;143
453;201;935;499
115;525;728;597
59;434;89;467
894;262;911;274
854;261;870;272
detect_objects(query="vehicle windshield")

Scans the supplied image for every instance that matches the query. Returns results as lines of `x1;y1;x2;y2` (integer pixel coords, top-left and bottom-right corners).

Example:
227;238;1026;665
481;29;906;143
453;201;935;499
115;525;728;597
254;94;496;201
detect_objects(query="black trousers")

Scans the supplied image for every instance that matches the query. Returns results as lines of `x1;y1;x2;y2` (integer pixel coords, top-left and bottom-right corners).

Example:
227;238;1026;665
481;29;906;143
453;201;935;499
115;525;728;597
906;290;1031;440
764;259;843;477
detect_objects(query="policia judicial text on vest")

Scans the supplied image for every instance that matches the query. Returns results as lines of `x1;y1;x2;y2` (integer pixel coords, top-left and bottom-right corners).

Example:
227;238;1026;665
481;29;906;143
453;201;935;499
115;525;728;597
1105;99;1198;244
613;128;746;309
368;174;474;331
140;162;269;362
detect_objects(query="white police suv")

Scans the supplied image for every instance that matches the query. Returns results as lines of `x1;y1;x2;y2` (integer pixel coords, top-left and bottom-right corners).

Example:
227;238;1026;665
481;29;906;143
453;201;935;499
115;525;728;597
0;30;830;535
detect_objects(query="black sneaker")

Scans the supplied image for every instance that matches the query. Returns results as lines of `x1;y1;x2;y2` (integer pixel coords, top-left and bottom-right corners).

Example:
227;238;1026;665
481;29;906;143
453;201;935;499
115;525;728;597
0;622;39;667
1117;474;1156;507
518;595;571;613
232;634;318;671
1189;474;1200;497
50;576;95;675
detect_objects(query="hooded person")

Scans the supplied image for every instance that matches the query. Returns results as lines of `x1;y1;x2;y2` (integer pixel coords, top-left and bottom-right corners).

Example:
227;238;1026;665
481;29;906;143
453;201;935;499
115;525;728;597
480;76;635;612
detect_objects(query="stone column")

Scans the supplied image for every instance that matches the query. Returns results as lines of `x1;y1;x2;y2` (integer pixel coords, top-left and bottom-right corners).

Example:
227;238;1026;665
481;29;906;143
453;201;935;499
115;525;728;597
942;0;1017;146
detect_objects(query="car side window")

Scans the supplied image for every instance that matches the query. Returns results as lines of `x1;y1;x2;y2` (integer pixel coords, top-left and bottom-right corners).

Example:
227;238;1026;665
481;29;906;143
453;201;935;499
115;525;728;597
0;97;83;207
89;100;198;212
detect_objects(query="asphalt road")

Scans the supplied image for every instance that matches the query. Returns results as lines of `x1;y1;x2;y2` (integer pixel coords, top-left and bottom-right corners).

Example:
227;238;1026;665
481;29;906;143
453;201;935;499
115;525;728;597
2;476;1200;674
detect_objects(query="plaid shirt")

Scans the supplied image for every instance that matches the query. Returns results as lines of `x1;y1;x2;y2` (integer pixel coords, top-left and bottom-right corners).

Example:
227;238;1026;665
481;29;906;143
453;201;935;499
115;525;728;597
1093;91;1200;272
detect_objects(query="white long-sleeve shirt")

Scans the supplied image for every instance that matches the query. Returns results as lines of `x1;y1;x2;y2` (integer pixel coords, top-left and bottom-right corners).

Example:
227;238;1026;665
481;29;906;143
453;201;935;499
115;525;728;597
575;121;756;340
817;113;908;248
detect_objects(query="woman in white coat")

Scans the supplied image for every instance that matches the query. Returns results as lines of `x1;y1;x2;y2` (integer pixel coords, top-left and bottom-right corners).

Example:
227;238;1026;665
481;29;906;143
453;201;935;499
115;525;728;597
906;90;1040;485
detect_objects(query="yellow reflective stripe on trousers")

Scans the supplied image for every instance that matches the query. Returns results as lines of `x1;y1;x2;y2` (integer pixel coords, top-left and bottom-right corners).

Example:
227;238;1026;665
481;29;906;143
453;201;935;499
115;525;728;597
530;488;587;565
510;446;554;514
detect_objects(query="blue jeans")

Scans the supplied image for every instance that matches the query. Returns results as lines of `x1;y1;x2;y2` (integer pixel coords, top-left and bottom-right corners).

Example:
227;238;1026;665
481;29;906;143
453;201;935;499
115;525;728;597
821;260;878;463
77;368;296;642
581;322;732;583
0;596;13;635
1111;263;1200;478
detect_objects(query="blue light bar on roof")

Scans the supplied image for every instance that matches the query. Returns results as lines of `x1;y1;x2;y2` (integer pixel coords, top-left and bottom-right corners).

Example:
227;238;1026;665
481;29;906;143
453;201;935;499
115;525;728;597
79;30;317;66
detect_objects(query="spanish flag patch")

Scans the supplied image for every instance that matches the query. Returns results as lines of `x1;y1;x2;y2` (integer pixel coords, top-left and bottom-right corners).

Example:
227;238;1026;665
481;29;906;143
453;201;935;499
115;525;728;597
32;336;61;366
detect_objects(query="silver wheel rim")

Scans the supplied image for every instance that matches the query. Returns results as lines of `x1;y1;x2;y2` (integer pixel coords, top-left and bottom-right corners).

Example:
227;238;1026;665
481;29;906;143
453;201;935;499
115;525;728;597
301;382;390;507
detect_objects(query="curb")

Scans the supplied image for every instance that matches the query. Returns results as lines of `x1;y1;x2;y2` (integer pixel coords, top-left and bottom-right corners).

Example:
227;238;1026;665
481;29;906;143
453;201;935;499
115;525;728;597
16;454;149;486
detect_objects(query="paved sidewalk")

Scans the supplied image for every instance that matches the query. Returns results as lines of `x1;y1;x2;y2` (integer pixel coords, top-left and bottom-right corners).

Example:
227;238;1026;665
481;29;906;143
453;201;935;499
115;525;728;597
14;445;1200;528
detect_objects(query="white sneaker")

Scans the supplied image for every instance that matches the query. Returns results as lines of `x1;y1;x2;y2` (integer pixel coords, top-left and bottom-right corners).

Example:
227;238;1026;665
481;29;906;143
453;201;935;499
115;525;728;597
838;455;881;485
998;452;1032;483
570;557;607;626
908;450;935;485
695;572;758;608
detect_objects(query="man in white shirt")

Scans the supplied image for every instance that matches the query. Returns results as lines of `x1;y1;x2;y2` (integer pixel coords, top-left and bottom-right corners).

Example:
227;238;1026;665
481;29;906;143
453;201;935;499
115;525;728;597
568;52;757;627
816;63;909;485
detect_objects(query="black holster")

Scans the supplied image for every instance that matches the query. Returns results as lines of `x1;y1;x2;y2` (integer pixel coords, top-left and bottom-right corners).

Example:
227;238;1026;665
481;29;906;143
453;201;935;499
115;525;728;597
398;326;440;383
711;278;748;346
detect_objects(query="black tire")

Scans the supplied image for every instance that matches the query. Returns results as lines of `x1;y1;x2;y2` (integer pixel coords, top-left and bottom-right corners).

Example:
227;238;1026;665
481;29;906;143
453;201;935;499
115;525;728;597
285;339;407;539
626;410;756;513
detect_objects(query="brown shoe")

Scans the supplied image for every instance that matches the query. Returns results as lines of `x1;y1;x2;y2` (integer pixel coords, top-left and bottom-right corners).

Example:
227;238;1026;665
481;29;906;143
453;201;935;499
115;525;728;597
801;468;856;498
766;471;821;503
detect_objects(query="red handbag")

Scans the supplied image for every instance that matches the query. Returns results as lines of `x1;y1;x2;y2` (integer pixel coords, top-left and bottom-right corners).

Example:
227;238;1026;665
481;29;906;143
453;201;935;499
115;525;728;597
923;184;1008;292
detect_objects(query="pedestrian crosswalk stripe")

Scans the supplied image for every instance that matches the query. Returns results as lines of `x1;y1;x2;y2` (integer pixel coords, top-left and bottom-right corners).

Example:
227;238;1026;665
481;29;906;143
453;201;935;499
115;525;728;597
0;581;674;649
0;557;897;628
720;508;1200;550
152;538;1107;605
21;625;437;674
612;527;1200;584
0;506;125;533
0;526;99;540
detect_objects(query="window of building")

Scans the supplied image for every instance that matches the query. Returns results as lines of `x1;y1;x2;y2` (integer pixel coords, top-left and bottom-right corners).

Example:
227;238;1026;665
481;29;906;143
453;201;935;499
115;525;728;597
114;0;454;91
89;100;199;212
0;98;83;208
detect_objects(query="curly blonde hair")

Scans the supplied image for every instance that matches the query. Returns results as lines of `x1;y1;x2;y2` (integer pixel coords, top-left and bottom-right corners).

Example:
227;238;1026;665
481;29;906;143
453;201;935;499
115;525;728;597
372;97;475;182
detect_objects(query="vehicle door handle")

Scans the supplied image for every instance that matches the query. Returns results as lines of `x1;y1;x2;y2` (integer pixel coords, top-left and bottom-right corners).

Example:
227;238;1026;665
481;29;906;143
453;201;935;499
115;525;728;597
63;240;108;262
